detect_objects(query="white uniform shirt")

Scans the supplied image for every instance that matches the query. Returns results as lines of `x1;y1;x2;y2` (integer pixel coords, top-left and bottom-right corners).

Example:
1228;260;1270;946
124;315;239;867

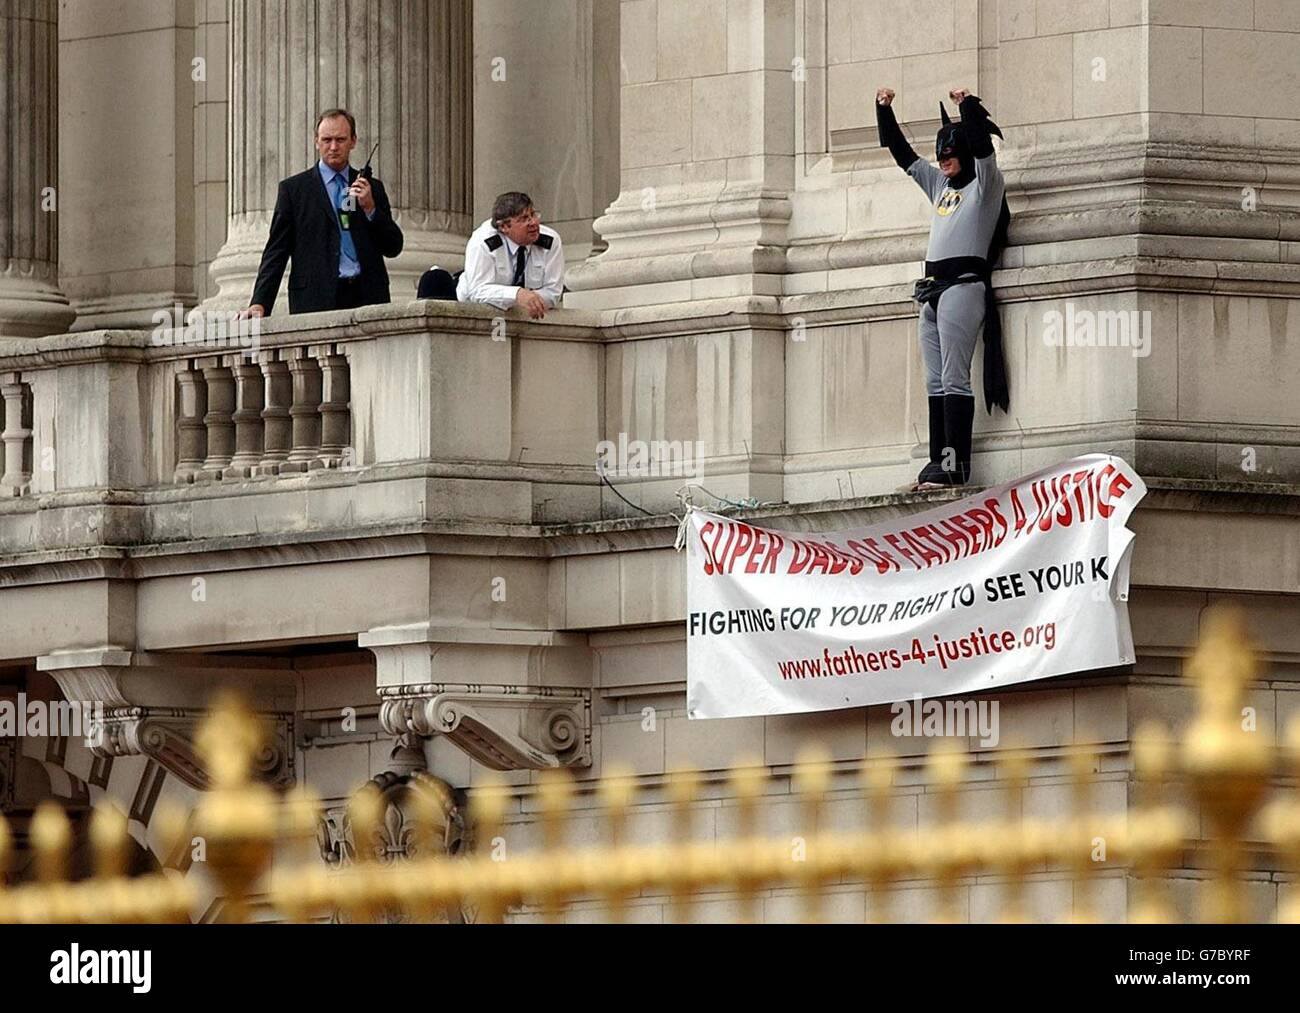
456;218;566;310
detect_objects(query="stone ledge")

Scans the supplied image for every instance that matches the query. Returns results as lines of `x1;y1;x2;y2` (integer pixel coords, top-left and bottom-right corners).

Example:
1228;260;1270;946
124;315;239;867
359;623;587;649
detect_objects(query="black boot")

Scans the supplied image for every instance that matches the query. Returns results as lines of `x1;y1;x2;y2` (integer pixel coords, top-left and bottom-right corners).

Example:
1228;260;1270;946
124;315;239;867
942;393;975;486
916;395;947;485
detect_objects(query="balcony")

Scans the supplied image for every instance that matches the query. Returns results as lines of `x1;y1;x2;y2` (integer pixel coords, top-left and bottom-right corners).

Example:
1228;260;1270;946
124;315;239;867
0;302;608;562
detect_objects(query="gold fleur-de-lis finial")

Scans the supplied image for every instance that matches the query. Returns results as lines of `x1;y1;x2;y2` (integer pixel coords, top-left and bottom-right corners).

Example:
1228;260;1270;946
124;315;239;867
194;691;267;789
1182;607;1270;924
794;746;832;923
469;778;510;924
537;767;574;923
730;759;766;924
597;764;636;922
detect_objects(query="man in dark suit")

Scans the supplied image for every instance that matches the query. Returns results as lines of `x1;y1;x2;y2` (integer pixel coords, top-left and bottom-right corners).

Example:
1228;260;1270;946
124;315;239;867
242;109;404;318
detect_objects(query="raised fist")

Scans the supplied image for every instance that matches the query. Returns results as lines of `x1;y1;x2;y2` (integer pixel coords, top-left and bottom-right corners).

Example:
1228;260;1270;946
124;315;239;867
876;87;896;106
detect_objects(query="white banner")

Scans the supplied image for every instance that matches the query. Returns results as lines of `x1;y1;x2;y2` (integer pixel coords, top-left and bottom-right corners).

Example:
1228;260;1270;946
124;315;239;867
685;455;1145;719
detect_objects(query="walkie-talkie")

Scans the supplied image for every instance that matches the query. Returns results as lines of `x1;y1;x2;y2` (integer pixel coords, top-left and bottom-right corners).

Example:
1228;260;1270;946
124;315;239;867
341;143;380;231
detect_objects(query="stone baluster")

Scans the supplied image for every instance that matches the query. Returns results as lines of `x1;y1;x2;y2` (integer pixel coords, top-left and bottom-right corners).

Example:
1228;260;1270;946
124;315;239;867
255;353;292;477
282;350;323;474
225;357;265;479
0;374;33;496
314;345;351;468
173;365;209;484
198;360;235;481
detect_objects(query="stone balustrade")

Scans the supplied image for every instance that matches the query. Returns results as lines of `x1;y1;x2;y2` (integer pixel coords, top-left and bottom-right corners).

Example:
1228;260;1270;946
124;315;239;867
0;302;605;554
173;345;351;484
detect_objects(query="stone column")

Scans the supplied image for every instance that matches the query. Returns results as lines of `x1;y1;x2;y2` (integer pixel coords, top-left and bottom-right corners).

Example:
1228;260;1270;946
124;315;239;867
205;0;474;311
0;0;74;338
565;0;797;309
471;0;621;263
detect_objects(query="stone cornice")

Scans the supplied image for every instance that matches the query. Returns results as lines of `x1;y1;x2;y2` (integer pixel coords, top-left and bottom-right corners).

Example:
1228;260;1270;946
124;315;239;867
3;478;1300;590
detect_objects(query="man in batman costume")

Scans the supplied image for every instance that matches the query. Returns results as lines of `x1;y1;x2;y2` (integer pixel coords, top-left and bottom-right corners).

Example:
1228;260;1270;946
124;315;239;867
876;86;1011;490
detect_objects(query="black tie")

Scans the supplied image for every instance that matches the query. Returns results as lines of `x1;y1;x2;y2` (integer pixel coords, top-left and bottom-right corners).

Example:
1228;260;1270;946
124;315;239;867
512;246;526;287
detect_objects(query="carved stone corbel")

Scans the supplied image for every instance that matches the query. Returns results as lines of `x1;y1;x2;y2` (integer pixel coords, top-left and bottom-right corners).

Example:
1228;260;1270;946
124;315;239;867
36;649;297;790
360;624;595;771
378;685;592;770
88;706;294;790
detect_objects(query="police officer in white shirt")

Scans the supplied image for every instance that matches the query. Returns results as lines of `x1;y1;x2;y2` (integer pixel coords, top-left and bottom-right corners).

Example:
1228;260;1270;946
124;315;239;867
447;192;564;319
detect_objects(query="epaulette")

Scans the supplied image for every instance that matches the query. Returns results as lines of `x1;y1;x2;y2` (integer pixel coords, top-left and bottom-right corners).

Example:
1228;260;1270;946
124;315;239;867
485;234;504;251
534;233;554;251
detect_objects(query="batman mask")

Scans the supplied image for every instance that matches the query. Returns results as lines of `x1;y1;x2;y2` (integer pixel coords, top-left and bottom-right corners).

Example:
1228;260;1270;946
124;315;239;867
935;103;975;188
936;100;1006;189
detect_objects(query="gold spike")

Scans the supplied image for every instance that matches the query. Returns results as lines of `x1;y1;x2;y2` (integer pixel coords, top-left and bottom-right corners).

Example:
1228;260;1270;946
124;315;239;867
31;802;72;885
1181;607;1270;924
537;768;574;924
89;803;130;880
190;694;277;924
1067;748;1097;923
793;747;832;924
1129;722;1176;924
194;691;266;788
997;749;1030;923
730;758;766;924
667;767;700;924
863;755;896;923
469;779;509;924
928;743;966;923
598;764;635;923
599;765;635;845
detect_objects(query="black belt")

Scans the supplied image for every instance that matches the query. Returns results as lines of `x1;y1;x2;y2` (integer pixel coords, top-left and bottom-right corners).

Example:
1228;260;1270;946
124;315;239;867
339;275;363;287
912;255;1010;414
924;256;988;281
912;274;981;308
913;256;989;307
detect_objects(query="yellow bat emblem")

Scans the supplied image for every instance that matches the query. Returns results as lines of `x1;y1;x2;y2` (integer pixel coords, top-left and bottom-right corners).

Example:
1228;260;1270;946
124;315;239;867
936;189;963;216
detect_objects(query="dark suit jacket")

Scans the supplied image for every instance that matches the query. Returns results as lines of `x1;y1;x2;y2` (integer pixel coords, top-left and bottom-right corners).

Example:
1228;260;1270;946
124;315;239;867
251;165;405;315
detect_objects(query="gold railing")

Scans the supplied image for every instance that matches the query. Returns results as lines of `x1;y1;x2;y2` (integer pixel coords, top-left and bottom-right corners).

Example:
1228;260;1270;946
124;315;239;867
1;607;1297;924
